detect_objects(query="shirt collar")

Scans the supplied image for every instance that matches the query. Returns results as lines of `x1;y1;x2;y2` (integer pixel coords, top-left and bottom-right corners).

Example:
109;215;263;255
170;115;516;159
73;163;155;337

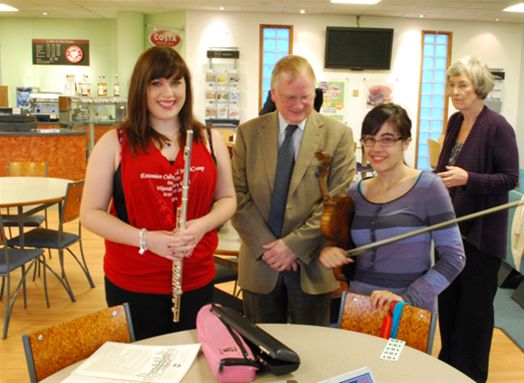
277;113;306;134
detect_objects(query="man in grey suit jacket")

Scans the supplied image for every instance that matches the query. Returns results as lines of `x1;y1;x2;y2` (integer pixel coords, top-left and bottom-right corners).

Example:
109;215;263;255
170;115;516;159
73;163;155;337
232;55;356;325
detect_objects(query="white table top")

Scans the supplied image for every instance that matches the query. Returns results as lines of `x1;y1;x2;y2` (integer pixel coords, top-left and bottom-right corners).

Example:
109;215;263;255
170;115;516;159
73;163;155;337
0;177;71;207
43;323;473;383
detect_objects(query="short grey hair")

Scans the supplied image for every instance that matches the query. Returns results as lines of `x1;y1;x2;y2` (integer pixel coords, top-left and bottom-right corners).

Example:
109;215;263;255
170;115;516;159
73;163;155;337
447;56;495;99
271;55;316;89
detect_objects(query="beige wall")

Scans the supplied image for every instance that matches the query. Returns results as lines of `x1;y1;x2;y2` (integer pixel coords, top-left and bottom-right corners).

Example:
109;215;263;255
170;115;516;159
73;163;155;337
185;11;523;166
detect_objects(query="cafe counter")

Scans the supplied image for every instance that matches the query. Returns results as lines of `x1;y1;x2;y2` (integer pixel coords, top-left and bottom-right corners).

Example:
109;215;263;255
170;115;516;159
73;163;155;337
0;129;86;180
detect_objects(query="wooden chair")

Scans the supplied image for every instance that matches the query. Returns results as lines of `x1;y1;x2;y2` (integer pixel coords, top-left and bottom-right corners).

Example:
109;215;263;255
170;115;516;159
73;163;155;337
0;217;45;339
1;161;49;236
8;180;94;301
337;291;437;353
427;138;442;170
22;303;135;382
7;161;48;177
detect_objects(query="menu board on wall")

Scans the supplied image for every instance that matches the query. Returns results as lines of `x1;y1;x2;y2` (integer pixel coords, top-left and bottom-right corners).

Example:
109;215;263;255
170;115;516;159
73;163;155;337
32;39;90;66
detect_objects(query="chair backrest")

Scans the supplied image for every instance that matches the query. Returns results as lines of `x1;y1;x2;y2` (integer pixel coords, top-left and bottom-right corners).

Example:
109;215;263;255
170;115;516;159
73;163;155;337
8;161;48;177
427;138;442;169
338;292;434;353
61;180;84;224
22;303;135;383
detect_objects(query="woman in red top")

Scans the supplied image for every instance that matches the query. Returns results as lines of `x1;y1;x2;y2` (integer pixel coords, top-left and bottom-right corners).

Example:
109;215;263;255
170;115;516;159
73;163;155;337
80;46;236;340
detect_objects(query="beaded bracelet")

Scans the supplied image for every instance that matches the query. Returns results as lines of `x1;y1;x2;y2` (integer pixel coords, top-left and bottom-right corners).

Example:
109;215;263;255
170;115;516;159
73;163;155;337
138;228;147;255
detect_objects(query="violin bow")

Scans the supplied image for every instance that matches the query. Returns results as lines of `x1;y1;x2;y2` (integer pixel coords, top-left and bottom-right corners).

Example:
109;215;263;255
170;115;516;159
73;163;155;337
347;198;524;257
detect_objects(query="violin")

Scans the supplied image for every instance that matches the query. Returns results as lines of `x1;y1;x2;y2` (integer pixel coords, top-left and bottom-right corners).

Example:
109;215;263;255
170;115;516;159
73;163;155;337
315;150;355;282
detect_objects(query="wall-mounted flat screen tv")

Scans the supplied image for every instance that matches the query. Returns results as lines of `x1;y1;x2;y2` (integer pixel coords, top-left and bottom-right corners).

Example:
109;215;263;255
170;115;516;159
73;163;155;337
325;27;394;70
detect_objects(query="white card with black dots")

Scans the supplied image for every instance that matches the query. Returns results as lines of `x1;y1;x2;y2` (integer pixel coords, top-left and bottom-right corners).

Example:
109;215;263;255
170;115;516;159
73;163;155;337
380;338;406;361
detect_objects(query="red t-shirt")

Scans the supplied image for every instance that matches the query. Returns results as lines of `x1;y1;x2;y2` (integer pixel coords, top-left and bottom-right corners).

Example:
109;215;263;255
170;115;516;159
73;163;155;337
104;132;218;294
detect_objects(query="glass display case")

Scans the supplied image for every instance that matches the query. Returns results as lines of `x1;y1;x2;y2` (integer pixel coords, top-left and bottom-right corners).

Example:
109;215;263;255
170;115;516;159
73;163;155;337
59;96;127;128
59;96;127;154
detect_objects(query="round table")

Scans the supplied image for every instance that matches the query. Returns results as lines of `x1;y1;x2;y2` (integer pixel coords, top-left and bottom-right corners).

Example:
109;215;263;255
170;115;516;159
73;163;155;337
43;323;473;382
0;176;71;246
0;177;71;208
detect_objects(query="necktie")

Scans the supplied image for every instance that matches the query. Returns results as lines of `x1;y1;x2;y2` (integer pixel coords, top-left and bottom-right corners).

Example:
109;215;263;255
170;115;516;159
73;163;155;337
268;124;298;237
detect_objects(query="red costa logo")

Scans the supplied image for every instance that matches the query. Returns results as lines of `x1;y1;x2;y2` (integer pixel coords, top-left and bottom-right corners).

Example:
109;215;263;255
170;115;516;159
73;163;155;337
149;30;181;47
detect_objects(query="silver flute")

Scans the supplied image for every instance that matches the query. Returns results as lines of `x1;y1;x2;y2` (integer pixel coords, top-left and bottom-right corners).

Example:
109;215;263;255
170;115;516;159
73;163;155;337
172;129;193;322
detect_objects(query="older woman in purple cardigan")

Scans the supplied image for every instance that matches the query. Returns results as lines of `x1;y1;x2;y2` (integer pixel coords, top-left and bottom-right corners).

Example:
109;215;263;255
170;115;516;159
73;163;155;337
436;57;519;383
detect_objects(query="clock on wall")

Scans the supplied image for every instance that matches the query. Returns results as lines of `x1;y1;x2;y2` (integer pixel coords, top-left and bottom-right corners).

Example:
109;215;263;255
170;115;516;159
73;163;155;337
65;45;84;64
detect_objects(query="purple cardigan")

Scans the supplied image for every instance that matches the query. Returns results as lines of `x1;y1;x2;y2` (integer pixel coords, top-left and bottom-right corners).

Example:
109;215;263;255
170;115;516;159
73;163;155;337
436;106;519;259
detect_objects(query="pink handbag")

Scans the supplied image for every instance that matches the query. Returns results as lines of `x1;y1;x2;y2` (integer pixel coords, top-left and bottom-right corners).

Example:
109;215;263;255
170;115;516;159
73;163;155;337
196;304;259;383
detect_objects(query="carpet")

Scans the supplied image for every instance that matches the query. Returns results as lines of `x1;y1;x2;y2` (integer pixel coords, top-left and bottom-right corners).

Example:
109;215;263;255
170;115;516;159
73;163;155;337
494;287;524;351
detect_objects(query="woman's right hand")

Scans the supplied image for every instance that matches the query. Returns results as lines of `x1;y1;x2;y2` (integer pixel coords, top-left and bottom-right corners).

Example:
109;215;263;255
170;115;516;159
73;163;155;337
146;230;196;261
320;246;354;269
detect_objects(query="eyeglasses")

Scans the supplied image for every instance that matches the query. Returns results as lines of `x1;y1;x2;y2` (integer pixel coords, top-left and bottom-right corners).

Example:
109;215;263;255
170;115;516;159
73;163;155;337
360;135;403;148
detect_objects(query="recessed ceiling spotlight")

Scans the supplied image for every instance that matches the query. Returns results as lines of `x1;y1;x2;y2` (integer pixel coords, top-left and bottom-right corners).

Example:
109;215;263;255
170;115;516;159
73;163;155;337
43;11;48;16
300;9;306;14
503;3;524;13
495;18;500;21
0;3;19;12
219;6;224;11
330;0;381;4
418;14;425;18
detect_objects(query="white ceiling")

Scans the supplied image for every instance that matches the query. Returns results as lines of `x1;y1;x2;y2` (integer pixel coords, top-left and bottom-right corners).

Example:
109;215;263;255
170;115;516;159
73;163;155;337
1;0;524;23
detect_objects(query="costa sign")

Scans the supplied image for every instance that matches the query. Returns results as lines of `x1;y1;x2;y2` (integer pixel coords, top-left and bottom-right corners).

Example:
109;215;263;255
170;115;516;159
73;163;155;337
148;30;181;47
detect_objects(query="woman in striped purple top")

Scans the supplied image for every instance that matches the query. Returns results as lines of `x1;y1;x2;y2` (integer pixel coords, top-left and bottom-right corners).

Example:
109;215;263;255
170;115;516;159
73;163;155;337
320;103;465;312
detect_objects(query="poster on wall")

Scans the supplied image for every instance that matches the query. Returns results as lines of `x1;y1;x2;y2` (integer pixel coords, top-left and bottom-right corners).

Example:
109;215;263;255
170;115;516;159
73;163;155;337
366;81;394;107
32;39;89;65
16;87;32;111
318;81;345;122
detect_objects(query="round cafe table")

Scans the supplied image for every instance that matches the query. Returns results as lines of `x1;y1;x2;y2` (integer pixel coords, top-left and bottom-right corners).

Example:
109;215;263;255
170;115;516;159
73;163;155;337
43;323;473;382
0;176;71;246
0;176;71;208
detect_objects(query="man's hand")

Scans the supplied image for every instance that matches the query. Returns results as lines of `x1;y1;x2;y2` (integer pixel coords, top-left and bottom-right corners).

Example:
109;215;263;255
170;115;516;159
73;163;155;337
262;239;298;272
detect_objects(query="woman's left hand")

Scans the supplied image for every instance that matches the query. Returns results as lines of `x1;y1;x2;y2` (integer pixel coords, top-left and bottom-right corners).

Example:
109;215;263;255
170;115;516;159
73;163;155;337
437;165;469;188
174;218;209;254
370;290;404;310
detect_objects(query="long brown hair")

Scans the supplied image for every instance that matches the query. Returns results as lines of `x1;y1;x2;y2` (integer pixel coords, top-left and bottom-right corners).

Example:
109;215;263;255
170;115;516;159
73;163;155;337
122;46;205;154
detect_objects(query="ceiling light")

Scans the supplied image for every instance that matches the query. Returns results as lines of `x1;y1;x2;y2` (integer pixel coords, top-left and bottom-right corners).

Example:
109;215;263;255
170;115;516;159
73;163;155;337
495;18;500;21
219;6;224;11
300;9;306;14
0;4;18;12
330;0;381;4
418;14;425;18
43;11;48;16
503;3;524;13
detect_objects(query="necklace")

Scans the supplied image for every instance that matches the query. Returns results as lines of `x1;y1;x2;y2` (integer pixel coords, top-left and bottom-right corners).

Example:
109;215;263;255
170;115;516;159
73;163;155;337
165;131;178;147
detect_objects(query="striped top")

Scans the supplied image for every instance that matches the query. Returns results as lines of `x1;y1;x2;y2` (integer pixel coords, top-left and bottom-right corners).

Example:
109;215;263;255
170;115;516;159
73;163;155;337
349;171;465;311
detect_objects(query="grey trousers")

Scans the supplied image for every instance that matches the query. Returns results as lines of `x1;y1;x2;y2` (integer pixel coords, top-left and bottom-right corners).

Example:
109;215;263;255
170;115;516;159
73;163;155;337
242;270;332;326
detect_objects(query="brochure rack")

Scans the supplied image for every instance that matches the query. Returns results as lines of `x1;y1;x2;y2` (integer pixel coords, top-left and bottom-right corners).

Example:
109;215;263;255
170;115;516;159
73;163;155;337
205;48;240;129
